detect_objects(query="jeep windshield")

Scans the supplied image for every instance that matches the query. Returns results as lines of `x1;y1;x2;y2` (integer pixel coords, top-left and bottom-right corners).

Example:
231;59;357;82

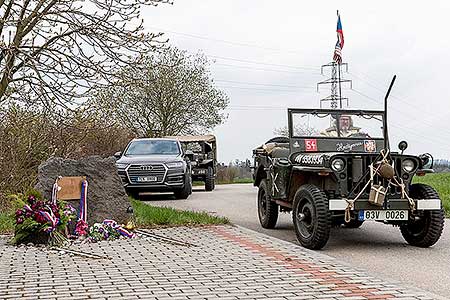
288;109;385;153
290;110;384;139
125;140;180;156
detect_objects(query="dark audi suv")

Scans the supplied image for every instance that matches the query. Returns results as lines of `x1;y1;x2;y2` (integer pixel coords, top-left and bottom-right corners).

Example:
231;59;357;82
115;138;192;199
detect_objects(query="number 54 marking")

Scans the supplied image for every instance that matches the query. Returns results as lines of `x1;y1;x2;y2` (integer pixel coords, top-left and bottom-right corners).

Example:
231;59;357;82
304;139;317;151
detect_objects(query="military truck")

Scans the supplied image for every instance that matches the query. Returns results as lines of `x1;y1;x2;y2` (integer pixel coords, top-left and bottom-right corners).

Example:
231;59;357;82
166;135;217;191
253;78;444;250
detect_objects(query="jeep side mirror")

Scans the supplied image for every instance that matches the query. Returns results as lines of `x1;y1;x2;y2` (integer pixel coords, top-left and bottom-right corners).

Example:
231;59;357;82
398;141;408;154
114;151;122;158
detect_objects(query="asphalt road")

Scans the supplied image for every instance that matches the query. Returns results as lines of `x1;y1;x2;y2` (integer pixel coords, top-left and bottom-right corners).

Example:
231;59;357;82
140;183;450;298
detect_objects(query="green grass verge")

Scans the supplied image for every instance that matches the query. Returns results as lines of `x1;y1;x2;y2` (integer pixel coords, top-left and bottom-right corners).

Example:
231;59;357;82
217;178;253;185
131;199;229;227
413;173;450;216
194;178;253;186
0;212;14;234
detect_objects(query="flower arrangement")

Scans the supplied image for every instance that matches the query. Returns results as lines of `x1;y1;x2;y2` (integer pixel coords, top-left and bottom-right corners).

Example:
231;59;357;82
12;191;76;245
87;220;136;242
75;219;89;236
88;222;121;242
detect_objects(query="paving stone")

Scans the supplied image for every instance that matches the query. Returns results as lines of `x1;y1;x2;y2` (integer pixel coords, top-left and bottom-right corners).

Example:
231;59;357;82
0;225;443;300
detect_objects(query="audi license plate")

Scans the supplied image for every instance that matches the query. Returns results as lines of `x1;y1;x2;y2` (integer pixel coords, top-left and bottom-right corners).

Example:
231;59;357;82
358;210;408;221
136;176;157;182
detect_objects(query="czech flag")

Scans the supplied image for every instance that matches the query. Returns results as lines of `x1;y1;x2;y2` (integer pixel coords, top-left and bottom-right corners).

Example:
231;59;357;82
333;13;344;64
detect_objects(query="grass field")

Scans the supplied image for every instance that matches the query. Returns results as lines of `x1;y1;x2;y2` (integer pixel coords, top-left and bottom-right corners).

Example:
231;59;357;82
0;199;229;235
131;199;229;227
413;173;450;216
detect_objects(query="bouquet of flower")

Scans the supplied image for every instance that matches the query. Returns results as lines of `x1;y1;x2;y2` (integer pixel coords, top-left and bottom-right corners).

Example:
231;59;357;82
12;192;76;245
88;222;121;242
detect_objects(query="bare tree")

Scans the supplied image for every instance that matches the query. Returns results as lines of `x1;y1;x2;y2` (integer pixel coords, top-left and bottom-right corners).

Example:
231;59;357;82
93;47;229;137
0;0;170;108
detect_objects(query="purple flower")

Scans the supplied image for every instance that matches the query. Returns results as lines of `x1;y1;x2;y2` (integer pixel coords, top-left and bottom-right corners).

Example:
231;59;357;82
15;209;23;217
16;217;24;224
27;195;36;204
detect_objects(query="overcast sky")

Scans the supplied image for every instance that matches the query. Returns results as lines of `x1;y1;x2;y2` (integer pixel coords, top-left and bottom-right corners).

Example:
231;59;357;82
143;0;450;163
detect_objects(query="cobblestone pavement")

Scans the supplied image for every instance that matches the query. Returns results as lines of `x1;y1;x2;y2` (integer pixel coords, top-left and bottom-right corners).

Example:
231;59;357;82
0;225;445;300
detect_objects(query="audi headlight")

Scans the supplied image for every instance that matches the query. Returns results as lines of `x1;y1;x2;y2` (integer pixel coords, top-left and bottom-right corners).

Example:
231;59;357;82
331;158;345;172
166;161;184;169
115;163;129;169
402;159;415;173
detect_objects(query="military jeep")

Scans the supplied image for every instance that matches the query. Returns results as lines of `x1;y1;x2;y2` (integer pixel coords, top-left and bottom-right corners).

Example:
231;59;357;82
166;135;217;191
253;107;444;250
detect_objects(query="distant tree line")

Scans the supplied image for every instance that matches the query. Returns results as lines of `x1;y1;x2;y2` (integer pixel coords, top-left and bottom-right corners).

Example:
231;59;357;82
434;159;450;173
216;160;252;184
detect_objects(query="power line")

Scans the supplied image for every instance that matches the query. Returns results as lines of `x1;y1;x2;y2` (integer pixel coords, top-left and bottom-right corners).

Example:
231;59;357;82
214;63;323;75
350;89;450;148
217;85;316;93
351;86;450;135
147;26;319;55
207;54;319;71
226;106;287;111
216;79;316;89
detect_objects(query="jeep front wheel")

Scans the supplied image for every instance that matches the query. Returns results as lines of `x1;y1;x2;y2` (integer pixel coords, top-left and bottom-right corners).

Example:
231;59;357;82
257;179;278;229
293;184;331;250
400;184;444;247
205;166;215;191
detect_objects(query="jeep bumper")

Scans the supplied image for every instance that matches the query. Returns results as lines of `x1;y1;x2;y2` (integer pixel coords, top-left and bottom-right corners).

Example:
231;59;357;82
328;198;441;211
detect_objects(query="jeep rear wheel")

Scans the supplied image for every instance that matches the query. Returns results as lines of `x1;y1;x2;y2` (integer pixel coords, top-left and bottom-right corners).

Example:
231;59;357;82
205;166;215;191
293;184;331;250
257;179;278;229
400;184;444;247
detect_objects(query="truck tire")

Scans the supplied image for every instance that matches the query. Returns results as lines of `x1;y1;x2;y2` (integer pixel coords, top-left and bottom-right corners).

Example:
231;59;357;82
400;184;444;247
257;179;278;229
174;175;192;200
293;184;331;250
205;166;215;191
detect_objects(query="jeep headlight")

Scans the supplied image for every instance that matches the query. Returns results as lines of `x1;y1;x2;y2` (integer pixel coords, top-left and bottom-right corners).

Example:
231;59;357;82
115;163;129;169
166;161;183;169
402;159;415;173
331;158;345;172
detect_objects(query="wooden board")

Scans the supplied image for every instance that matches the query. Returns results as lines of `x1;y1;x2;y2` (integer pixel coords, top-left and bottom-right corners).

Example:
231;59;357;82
57;176;86;200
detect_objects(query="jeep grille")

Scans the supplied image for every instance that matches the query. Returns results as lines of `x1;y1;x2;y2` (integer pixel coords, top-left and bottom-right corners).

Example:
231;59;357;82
346;155;404;198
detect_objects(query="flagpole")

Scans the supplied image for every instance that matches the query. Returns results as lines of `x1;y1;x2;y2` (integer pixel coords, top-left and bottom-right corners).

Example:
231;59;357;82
338;62;342;108
337;10;342;109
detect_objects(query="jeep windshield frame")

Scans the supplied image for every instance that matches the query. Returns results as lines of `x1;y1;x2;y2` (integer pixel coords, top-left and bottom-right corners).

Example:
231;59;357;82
288;108;385;153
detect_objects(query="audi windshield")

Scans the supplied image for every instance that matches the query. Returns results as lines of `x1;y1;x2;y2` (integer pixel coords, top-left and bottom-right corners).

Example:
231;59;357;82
125;140;181;156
